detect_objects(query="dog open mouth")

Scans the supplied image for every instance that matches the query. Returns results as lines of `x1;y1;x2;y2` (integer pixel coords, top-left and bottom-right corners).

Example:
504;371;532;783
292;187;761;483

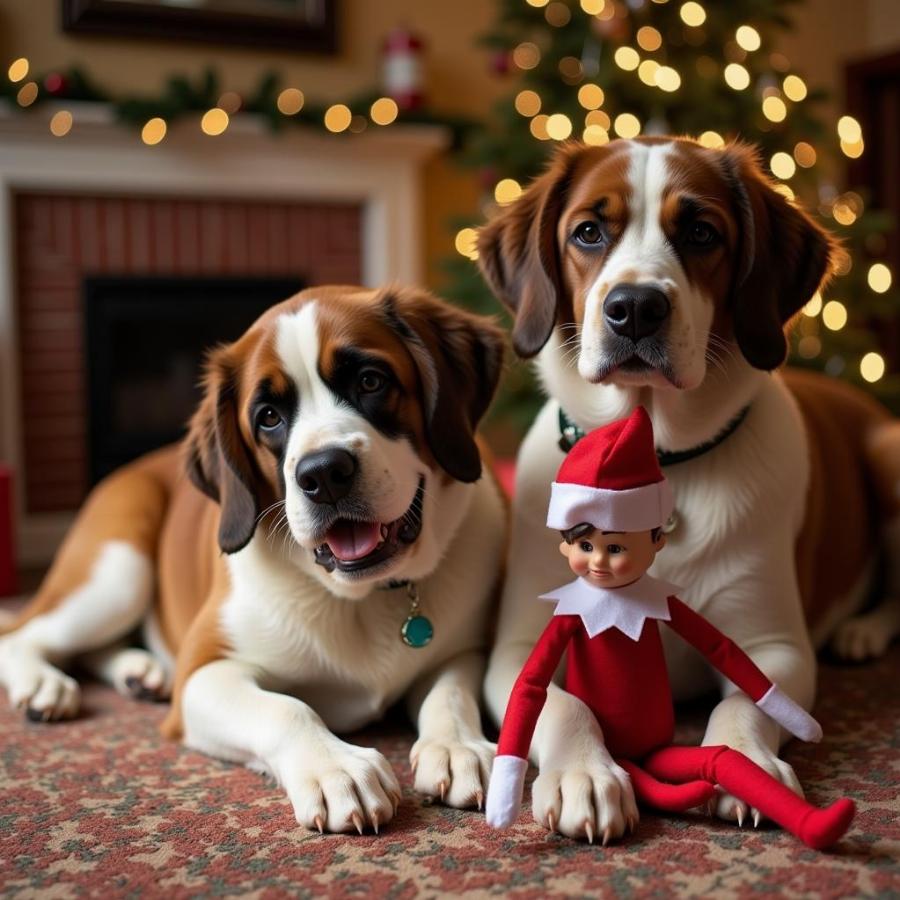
313;477;425;575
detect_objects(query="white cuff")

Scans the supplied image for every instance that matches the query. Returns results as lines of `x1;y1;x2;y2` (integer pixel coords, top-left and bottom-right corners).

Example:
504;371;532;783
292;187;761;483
757;685;823;743
485;755;528;829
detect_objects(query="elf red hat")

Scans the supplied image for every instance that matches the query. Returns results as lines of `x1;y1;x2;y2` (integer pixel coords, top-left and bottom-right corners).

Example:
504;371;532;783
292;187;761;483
546;407;674;532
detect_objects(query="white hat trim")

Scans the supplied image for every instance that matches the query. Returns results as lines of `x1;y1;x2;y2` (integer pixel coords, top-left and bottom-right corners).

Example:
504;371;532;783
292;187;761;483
546;479;674;532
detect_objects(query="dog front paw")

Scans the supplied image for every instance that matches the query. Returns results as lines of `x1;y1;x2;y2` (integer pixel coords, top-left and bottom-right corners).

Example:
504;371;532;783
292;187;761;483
531;747;638;843
277;739;402;834
410;735;495;809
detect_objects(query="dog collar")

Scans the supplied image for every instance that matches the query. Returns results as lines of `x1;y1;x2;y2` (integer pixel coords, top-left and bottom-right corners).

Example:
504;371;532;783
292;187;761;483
558;405;751;466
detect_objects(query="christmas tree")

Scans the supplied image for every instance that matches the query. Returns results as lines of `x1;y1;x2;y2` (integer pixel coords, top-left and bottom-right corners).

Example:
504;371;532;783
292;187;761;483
443;0;899;447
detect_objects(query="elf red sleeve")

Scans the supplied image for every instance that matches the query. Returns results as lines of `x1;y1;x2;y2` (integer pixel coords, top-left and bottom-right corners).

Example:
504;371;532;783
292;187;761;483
496;614;579;760
665;596;772;702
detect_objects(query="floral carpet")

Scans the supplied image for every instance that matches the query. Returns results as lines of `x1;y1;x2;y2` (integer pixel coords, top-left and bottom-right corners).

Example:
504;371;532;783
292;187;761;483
1;646;898;899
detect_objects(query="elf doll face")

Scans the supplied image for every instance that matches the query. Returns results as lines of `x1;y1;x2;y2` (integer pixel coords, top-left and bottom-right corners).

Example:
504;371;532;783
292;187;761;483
559;527;665;588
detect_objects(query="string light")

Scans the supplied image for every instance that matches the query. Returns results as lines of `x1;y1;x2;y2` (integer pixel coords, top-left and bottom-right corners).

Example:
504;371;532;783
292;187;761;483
516;89;543;116
614;113;641;138
16;81;38;107
724;63;751;90
637;26;662;51
735;26;761;51
141;117;167;145
577;84;604;109
455;227;479;259
277;88;305;115
49;110;73;137
513;42;541;69
868;263;892;293
494;178;523;205
614;47;640;71
655;66;681;91
680;2;707;27
639;60;660;86
580;0;605;12
698;130;724;148
583;124;609;145
370;97;398;125
773;183;795;200
217;92;242;115
525;0;549;7
803;292;823;317
837;115;862;143
840;138;865;159
770;152;796;179
794;141;816;168
783;75;807;101
832;202;857;226
545;2;571;26
530;114;551;140
762;96;787;122
7;57;29;82
798;336;821;359
201;108;229;135
559;56;583;82
586;109;611;128
546;113;573;140
324;104;352;133
822;300;848;331
860;352;886;383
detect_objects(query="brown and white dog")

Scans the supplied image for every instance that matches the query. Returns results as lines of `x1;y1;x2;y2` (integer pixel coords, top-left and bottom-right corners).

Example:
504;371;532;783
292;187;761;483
0;285;508;834
477;137;900;841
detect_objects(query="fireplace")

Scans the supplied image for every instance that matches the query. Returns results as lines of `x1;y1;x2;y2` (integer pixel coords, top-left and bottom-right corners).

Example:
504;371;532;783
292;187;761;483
84;276;303;484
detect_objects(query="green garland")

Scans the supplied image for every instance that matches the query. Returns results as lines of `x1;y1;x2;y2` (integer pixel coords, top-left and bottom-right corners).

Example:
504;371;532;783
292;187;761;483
1;64;474;148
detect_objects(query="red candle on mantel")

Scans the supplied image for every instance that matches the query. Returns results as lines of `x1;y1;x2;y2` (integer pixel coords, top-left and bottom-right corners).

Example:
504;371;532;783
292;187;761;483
0;464;17;597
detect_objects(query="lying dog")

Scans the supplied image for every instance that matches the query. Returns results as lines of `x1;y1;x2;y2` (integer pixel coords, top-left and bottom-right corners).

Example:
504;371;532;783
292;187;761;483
0;285;507;833
477;137;900;841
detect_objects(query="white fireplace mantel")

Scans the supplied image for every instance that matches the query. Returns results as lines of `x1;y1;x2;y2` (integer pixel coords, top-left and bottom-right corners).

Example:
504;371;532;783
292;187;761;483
0;102;449;565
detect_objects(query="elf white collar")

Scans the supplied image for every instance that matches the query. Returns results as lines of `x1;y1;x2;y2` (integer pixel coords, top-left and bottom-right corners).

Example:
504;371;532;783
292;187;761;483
539;574;682;641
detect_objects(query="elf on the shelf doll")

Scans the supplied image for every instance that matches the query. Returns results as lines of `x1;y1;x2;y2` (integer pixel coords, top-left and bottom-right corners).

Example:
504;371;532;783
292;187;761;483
485;407;855;850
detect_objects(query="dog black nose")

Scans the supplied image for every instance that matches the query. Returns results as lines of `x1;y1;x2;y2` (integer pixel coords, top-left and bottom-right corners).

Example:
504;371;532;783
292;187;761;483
296;448;358;505
603;284;671;341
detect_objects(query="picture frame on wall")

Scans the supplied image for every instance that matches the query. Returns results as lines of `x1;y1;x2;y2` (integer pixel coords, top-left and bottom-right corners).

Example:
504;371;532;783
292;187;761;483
61;0;337;54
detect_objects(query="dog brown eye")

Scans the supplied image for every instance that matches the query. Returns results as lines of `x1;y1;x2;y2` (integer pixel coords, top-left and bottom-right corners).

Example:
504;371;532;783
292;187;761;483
359;370;386;393
258;406;283;430
688;221;718;246
573;221;604;246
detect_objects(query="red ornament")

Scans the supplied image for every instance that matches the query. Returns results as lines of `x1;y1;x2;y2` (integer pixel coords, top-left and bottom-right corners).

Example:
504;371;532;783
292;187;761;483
44;72;68;96
382;26;426;111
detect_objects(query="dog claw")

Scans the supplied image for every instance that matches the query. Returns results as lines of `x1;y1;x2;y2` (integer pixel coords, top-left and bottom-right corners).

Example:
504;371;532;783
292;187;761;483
351;812;364;835
736;808;744;828
372;812;380;835
438;781;447;802
475;790;483;811
602;827;612;847
752;810;761;829
547;812;556;833
314;816;324;834
585;821;594;845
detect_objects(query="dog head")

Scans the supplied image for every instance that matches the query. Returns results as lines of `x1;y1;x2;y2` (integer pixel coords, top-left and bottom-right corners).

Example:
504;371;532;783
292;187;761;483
184;285;504;595
477;138;837;390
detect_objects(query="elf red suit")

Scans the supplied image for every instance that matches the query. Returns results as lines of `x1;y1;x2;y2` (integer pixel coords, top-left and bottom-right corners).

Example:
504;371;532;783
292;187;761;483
485;408;855;850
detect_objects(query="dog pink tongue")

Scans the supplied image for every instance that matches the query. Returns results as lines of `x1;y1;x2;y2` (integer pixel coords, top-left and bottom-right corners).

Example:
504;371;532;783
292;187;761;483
325;521;382;562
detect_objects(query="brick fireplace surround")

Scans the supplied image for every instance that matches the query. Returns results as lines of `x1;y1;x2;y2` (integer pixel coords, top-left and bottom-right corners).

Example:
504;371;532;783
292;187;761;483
0;105;446;565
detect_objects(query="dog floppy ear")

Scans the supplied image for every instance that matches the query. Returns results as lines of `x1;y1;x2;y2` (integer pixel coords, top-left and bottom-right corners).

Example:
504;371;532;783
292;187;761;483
381;288;505;483
721;143;838;370
184;345;263;554
477;145;583;359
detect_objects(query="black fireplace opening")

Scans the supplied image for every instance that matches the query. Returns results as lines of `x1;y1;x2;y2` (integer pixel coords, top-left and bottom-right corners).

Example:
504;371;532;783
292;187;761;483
85;275;304;485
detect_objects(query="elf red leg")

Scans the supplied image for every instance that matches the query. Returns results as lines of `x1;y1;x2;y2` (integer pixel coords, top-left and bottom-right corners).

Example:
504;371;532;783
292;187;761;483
643;745;855;850
617;759;716;812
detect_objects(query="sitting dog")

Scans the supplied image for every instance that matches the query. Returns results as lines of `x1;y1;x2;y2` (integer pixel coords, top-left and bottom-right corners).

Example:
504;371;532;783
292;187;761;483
0;285;507;834
476;137;900;841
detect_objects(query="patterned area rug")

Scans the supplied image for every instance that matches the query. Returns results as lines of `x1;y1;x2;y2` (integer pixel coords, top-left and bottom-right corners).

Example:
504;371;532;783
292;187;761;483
1;647;898;899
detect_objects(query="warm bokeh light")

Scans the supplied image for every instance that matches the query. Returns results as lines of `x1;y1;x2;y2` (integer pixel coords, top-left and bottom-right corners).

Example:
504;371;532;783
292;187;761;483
370;96;399;125
577;83;604;109
793;141;816;168
530;114;551;140
614;47;640;71
860;352;886;383
494;178;523;205
832;202;857;226
217;91;242;115
724;63;751;90
803;292;823;317
822;300;848;331
797;336;821;359
770;152;796;179
49;110;73;137
526;0;549;7
455;227;479;259
513;42;541;69
16;81;38;107
735;25;761;51
585;109;611;128
773;183;795;200
201;108;229;135
783;75;807;102
545;2;571;27
559;56;583;82
762;96;787;122
516;89;542;116
868;262;892;293
655;66;681;92
837;115;862;143
7;57;29;83
277;88;305;116
141;117;167;145
638;60;660;86
583;124;610;145
324;104;352;133
680;2;706;26
637;26;662;51
580;0;605;12
614;113;641;138
698;130;724;148
546;113;573;140
840;138;865;159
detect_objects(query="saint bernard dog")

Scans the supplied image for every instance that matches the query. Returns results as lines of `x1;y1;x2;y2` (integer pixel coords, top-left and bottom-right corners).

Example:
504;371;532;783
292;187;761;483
0;285;508;834
477;137;900;841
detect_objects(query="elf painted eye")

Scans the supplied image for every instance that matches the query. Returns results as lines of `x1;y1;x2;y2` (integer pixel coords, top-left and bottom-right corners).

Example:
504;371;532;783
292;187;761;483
580;541;594;553
257;406;283;431
573;221;605;247
359;369;386;394
607;544;625;554
686;221;719;247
